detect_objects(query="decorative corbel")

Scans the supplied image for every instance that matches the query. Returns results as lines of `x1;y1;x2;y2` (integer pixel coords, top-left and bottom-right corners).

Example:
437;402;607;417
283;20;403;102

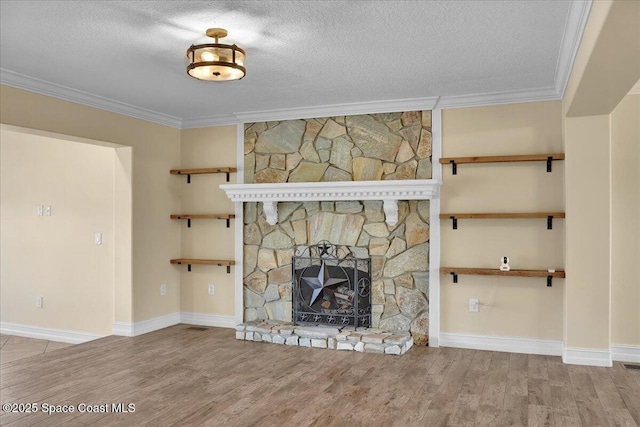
382;199;399;226
263;201;278;225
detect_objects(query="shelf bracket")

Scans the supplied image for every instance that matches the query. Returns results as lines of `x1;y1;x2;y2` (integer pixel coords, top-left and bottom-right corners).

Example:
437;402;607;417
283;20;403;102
187;174;191;184
188;264;192;272
546;156;553;173
450;216;457;230
226;172;230;182
226;218;230;228
450;160;457;175
187;218;191;228
547;216;553;230
547;275;553;287
227;265;231;274
450;272;458;283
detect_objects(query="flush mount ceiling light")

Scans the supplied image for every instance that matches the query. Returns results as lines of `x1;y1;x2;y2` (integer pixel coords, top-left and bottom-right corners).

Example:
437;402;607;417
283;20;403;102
186;28;246;81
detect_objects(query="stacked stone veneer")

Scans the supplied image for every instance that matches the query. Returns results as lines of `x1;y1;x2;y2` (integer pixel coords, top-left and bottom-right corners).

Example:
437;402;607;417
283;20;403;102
244;111;432;183
243;111;432;346
236;321;414;355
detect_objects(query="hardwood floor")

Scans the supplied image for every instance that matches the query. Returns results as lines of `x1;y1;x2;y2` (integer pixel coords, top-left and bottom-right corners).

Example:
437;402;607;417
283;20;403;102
1;325;638;426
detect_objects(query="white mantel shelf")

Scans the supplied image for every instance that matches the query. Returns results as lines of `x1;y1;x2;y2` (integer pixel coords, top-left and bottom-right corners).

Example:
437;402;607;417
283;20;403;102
220;179;441;226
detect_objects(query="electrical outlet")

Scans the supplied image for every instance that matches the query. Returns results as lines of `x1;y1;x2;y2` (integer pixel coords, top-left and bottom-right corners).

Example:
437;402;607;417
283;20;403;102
469;298;479;312
36;296;43;308
45;205;52;216
37;205;43;216
208;284;215;295
160;284;167;296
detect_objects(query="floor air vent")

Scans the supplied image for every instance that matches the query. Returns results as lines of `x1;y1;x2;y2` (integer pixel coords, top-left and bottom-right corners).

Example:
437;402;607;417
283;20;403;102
186;326;209;331
623;364;640;370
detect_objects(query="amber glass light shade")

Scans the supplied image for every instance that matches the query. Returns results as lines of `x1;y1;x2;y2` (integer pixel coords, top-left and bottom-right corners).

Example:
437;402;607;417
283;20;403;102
186;28;246;81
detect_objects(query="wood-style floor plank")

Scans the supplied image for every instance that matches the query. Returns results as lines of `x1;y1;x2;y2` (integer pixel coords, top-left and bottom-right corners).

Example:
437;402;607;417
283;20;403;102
609;362;640;425
1;325;640;426
475;351;509;426
528;404;554;427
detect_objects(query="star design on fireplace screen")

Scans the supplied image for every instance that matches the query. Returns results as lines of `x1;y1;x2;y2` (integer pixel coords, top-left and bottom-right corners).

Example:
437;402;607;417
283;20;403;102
301;261;347;308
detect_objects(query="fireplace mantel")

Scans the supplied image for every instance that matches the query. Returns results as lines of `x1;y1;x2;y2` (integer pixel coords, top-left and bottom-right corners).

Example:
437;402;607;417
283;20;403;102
220;179;441;226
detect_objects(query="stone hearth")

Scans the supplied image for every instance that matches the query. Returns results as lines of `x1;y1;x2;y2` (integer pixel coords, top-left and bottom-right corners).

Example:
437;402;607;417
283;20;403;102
236;320;414;355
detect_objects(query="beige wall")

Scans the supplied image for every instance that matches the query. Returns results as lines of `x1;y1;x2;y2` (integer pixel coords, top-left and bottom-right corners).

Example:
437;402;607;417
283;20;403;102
564;114;611;350
178;126;237;316
1;85;181;323
0;127;115;335
561;0;639;357
441;101;565;340
610;94;640;346
113;146;133;323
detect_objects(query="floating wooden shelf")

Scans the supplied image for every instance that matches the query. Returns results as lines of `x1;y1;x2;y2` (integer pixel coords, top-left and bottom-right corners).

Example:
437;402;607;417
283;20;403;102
170;167;237;183
440;267;565;287
440;212;565;229
439;153;565;175
171;214;235;228
171;258;235;273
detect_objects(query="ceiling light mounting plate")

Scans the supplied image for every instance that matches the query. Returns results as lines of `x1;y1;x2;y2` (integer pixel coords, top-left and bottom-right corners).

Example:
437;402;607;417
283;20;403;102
206;28;228;40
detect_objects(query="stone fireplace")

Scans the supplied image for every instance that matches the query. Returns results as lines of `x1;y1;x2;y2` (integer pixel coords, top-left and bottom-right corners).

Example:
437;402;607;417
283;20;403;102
221;110;438;347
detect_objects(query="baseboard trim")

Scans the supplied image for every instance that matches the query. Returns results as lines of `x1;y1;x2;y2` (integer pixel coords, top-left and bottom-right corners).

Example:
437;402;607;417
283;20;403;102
133;312;181;336
112;321;135;337
0;322;104;344
180;312;236;329
563;346;612;367
611;344;640;363
439;332;563;356
112;312;234;337
112;312;181;337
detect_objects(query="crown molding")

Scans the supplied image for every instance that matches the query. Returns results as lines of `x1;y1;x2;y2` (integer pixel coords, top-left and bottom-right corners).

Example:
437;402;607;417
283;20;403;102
435;87;560;110
0;68;183;129
555;0;593;97
628;80;640;96
234;97;440;123
184;97;441;127
181;114;241;128
0;69;578;127
182;88;567;124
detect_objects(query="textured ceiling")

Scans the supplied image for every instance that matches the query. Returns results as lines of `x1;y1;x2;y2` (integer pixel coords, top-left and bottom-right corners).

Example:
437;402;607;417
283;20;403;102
0;1;587;127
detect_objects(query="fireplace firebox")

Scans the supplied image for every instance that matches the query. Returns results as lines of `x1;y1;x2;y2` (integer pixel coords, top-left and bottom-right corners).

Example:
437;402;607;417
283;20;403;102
292;243;371;328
